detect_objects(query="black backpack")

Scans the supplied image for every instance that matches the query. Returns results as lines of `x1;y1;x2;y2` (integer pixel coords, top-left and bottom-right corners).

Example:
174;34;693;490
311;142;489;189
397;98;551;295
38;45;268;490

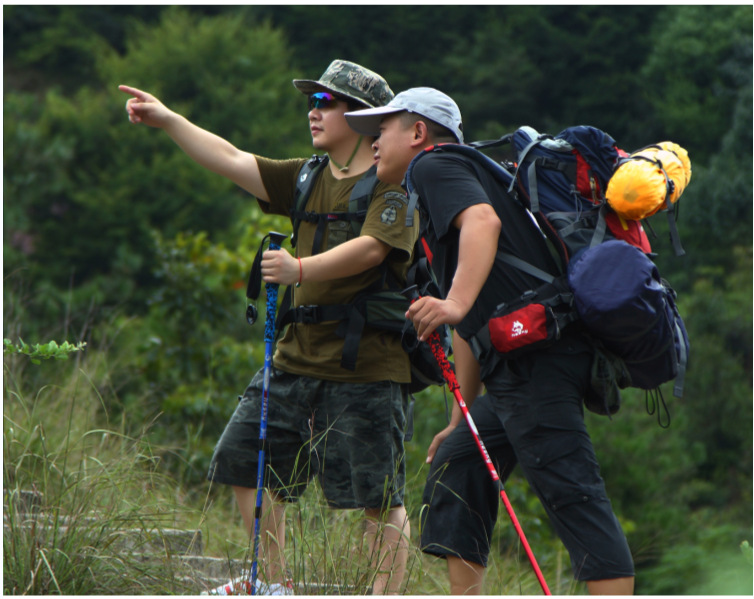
405;130;690;426
245;155;452;409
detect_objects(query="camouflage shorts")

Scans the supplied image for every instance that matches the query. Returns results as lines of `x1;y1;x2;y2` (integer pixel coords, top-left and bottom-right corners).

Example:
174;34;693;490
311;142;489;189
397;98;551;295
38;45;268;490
207;368;408;510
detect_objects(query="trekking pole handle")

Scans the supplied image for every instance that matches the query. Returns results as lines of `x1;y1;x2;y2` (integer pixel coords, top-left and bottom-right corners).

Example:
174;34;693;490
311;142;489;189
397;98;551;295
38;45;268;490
262;232;288;342
401;285;459;392
268;231;288;250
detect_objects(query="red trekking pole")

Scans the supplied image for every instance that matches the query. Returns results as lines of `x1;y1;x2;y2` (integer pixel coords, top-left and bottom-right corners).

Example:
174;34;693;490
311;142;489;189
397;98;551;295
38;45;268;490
404;286;551;596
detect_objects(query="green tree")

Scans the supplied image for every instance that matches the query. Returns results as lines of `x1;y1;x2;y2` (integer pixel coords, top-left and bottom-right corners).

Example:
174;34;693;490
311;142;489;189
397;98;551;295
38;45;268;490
441;6;660;142
640;5;752;163
645;5;752;286
4;7;311;329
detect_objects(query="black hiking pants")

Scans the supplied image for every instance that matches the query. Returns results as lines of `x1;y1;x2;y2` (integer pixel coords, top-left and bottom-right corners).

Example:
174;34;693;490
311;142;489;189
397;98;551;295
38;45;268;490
420;334;634;581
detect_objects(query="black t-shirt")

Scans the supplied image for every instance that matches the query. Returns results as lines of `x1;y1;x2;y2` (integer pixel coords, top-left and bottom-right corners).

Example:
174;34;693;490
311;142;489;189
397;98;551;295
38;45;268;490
411;150;560;340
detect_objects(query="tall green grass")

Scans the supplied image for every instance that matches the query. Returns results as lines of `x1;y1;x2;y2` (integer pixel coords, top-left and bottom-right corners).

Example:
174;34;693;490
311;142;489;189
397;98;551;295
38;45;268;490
3;330;578;595
3;353;203;594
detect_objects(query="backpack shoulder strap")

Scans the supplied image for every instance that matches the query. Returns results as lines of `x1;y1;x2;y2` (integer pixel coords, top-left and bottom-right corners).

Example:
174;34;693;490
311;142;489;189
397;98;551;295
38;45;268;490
348;164;379;237
290;155;329;249
404;144;438;226
405;142;518;220
405;141;565;279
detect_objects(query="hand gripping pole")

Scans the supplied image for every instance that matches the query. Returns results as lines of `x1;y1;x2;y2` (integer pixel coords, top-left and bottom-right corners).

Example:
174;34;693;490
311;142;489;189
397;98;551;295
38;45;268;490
250;232;287;595
403;285;551;595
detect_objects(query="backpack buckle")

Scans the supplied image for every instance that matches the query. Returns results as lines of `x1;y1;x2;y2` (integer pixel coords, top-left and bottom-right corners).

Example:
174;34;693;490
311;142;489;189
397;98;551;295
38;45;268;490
296;305;322;324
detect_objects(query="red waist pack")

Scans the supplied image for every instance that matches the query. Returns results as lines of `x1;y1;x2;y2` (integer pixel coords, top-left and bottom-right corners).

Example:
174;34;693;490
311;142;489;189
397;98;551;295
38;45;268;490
473;279;579;360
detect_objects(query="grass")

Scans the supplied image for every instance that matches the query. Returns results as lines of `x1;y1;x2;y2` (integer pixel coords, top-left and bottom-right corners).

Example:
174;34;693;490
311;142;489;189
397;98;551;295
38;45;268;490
3;339;578;595
3;349;205;594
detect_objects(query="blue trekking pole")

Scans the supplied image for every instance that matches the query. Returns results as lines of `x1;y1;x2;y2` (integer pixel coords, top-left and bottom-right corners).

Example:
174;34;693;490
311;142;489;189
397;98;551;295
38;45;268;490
246;231;288;595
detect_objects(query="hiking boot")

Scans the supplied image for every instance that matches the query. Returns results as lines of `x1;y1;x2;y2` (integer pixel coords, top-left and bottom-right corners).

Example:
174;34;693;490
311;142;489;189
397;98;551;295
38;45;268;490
201;575;293;596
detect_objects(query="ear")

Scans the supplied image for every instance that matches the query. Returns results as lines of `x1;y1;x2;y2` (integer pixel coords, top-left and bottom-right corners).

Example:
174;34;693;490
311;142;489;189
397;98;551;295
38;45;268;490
412;120;431;147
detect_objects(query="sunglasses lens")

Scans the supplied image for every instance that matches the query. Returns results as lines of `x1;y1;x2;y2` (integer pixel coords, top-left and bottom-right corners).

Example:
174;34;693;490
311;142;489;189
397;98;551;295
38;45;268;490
308;92;338;110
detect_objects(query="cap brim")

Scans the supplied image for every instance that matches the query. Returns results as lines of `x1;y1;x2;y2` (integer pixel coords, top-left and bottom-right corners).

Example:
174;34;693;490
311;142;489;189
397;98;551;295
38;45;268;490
292;79;372;108
292;79;336;96
345;106;404;137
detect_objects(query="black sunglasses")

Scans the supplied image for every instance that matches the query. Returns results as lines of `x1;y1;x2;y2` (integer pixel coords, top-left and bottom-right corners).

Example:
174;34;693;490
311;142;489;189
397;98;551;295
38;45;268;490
308;92;342;111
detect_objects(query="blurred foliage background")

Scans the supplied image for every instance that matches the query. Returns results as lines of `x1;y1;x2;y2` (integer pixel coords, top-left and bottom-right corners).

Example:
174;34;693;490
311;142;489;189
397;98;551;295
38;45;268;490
3;5;752;594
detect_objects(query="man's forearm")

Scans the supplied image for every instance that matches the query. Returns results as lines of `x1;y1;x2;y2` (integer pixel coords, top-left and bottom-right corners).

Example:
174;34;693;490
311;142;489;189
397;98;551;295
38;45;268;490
446;204;501;315
162;113;267;200
301;235;391;282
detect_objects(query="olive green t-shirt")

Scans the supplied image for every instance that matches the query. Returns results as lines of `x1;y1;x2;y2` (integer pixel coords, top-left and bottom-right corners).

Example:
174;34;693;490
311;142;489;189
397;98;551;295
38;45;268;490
255;156;419;383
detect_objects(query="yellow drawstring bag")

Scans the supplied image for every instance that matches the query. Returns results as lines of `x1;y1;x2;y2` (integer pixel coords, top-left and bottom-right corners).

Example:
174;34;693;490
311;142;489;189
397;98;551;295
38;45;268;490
656;141;692;186
606;142;691;220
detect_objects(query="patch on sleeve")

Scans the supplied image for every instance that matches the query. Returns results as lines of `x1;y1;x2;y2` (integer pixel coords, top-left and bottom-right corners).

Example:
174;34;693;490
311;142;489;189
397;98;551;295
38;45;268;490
375;190;408;226
383;191;408;205
380;205;398;225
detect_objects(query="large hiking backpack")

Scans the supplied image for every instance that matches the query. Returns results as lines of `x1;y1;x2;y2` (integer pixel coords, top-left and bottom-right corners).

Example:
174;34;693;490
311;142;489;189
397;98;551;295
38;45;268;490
246;155;451;401
475;125;686;262
405;127;690;422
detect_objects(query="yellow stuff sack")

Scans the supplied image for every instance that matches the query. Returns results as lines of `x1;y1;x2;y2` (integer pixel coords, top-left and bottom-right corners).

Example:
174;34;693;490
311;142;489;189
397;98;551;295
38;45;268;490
606;142;692;220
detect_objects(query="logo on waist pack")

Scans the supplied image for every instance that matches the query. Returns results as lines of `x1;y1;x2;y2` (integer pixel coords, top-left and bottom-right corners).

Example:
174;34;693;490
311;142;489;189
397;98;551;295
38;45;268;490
511;320;528;338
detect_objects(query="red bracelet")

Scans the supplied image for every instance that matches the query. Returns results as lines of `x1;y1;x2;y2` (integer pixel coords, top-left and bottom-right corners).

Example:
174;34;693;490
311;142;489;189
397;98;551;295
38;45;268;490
296;257;302;287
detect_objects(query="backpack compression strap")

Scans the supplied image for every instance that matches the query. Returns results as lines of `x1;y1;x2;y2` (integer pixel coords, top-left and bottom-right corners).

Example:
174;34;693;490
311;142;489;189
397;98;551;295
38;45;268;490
615;154;686;257
510;134;577;215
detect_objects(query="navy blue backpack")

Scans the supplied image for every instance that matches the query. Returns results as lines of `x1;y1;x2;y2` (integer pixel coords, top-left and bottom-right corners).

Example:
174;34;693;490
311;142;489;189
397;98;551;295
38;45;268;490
568;240;689;415
471;125;658;265
510;125;621;214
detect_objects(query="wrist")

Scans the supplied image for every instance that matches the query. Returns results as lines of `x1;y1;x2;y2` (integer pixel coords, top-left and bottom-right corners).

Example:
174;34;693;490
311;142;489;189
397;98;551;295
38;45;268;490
162;110;185;133
444;294;471;324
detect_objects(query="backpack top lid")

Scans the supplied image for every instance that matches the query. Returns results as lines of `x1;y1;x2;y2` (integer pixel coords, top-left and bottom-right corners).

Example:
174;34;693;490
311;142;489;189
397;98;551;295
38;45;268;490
553;125;623;186
513;125;623;204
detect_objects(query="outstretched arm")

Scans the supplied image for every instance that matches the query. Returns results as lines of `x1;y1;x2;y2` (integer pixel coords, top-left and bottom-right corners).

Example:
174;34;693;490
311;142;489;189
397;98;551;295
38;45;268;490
119;85;269;202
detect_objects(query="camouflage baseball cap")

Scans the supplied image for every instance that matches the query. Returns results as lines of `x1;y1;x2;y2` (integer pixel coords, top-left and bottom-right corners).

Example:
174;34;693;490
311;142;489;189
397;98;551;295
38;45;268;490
293;59;394;108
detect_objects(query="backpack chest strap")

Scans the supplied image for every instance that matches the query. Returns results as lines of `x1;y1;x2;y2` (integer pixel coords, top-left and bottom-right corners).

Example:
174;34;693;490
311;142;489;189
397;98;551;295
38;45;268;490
290;209;369;255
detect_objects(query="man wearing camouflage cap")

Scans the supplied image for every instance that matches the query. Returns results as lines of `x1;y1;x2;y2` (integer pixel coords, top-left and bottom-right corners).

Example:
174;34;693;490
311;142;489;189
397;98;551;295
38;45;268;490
120;60;417;595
